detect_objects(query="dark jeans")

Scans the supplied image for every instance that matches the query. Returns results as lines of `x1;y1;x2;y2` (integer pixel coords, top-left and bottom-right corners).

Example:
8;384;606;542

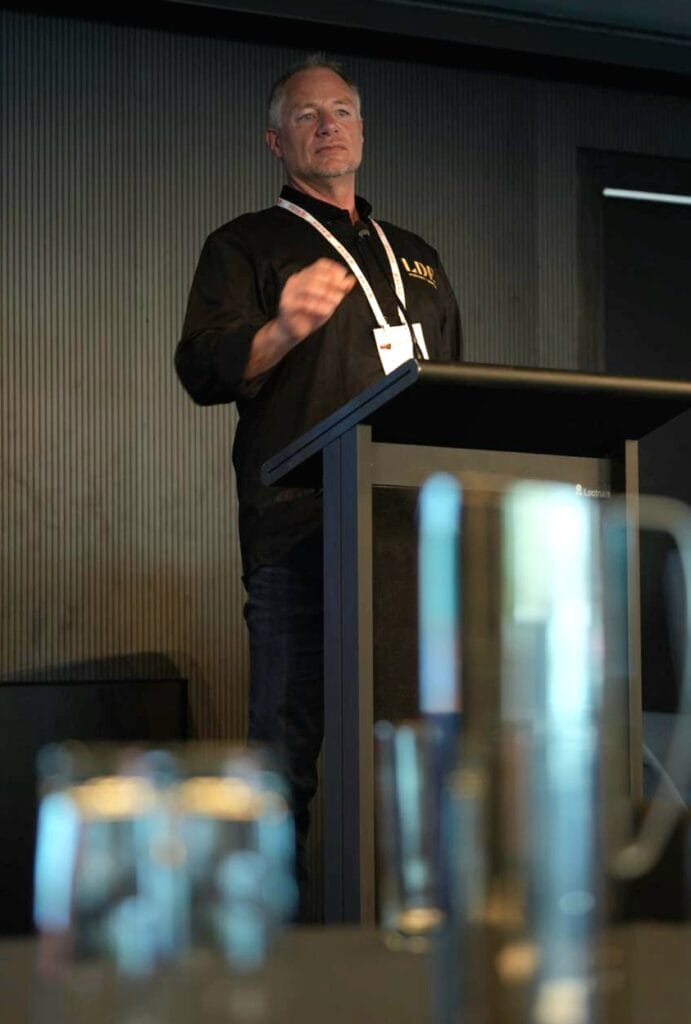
244;541;324;909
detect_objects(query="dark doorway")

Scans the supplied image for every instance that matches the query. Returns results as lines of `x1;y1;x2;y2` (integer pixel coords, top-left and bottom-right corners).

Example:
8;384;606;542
579;149;691;713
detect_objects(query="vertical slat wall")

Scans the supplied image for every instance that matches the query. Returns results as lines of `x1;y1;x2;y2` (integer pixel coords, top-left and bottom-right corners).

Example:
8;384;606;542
3;8;691;736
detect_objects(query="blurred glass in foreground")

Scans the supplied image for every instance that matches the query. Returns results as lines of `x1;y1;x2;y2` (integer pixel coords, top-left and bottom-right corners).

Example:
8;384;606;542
33;742;296;983
375;719;447;952
416;475;691;1024
175;745;297;971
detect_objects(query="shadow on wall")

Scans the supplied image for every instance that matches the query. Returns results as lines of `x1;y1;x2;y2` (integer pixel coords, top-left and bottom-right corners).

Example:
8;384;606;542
0;558;248;742
2;650;185;686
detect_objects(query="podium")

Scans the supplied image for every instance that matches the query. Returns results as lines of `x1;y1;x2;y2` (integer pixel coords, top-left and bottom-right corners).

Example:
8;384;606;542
262;359;691;924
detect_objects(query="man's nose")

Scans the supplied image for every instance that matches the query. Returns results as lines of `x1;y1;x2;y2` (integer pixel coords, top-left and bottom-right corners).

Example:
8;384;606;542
317;113;339;134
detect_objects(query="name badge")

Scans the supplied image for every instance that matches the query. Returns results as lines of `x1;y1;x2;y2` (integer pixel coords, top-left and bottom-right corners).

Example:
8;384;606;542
373;322;429;375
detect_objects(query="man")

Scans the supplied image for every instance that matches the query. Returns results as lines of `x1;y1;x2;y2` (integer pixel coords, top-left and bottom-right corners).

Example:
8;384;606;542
175;54;462;910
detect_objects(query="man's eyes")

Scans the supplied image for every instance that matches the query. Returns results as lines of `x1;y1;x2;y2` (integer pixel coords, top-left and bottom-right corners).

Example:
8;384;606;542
295;108;354;122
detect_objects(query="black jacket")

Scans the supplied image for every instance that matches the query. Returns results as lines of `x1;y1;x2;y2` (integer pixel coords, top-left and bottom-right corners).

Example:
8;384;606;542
175;186;463;576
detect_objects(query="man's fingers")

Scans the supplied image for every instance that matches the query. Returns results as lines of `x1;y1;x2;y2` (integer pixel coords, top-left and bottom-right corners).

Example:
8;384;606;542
283;263;355;313
277;258;358;343
295;293;348;318
311;256;352;277
292;276;354;308
299;258;354;290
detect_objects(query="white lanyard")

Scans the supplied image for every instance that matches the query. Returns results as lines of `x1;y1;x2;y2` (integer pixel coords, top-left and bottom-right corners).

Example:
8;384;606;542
276;197;407;328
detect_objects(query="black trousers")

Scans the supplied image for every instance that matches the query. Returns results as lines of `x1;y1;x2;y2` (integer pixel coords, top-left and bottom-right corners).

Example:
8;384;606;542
244;541;324;918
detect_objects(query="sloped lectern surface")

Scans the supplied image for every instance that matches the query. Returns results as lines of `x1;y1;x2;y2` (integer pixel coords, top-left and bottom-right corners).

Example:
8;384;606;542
262;359;691;488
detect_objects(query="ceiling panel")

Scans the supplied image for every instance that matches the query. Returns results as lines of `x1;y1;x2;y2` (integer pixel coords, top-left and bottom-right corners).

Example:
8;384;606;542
164;0;691;77
429;1;691;40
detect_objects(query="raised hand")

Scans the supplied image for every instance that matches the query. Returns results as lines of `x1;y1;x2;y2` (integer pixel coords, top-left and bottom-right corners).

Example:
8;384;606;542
275;258;356;345
245;258;356;380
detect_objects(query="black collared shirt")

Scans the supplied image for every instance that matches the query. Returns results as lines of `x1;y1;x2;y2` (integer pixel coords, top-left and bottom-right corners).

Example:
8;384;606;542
175;185;463;576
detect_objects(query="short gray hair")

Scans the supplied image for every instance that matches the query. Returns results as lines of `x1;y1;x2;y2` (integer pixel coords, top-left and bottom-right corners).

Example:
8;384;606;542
266;53;361;131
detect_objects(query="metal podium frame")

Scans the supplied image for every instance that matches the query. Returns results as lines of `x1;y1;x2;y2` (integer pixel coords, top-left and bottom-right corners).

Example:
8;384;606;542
263;360;691;924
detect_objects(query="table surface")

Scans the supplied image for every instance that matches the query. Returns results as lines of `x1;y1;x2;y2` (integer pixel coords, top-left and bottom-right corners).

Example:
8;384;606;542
1;924;690;1024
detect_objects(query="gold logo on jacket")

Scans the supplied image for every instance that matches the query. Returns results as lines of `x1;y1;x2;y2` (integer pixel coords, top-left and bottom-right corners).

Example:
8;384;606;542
400;258;437;288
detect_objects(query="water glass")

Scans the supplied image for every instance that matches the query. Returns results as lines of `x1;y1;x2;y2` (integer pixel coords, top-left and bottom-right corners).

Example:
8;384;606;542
33;741;297;982
374;718;447;951
175;743;297;971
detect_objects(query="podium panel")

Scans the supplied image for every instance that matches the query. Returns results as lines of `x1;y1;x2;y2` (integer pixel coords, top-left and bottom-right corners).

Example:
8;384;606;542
323;430;613;923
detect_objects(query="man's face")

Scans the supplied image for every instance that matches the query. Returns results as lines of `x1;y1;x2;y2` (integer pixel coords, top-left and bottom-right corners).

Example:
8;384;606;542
266;68;364;186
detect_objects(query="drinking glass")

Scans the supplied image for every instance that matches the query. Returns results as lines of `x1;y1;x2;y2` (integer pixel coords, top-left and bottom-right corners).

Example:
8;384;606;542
34;742;183;979
374;718;447;951
420;476;691;1024
33;741;297;984
174;743;297;971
